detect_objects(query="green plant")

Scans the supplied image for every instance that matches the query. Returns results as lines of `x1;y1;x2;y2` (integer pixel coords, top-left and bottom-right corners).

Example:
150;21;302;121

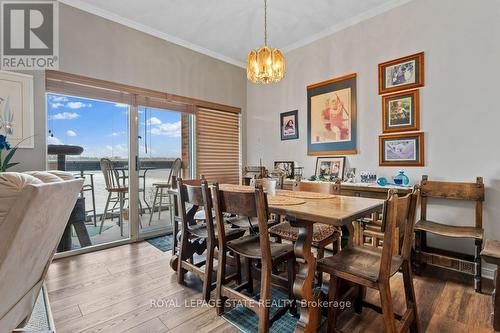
0;134;19;171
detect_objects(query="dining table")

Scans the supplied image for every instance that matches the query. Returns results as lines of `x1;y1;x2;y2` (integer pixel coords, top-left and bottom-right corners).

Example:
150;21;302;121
168;185;384;333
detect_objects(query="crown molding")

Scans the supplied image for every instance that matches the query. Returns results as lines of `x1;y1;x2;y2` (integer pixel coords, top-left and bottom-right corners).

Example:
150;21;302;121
282;0;413;53
58;0;246;68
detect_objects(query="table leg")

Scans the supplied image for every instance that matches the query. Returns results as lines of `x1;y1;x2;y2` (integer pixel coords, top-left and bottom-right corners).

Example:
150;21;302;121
73;220;92;247
289;218;320;333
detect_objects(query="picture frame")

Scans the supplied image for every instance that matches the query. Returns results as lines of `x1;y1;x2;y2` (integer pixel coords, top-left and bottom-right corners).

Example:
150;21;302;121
378;52;424;95
307;73;357;155
0;70;34;148
280;110;299;140
379;132;424;166
274;161;295;179
382;89;420;133
315;156;346;180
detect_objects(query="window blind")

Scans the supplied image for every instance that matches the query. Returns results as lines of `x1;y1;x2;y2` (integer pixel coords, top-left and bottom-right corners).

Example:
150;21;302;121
196;107;241;184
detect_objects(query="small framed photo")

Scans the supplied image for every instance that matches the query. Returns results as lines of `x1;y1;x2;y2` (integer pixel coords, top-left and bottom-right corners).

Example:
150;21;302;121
382;89;420;133
280;110;299;140
274;161;295;179
379;132;424;166
378;52;424;95
315;156;346;180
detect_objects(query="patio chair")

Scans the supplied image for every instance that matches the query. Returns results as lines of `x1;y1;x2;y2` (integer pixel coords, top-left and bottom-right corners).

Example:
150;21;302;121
148;158;182;226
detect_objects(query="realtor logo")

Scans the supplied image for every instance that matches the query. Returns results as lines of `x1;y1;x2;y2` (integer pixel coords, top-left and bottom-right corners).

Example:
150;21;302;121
1;1;59;70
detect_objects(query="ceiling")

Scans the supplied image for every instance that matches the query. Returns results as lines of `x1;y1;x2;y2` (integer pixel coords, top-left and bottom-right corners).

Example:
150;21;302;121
60;0;412;67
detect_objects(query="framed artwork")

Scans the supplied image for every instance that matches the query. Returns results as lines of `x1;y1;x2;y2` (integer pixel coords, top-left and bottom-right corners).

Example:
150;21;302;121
315;156;346;180
0;70;34;148
379;132;424;166
307;73;357;155
280;110;299;140
378;52;424;94
274;161;294;179
382;89;420;133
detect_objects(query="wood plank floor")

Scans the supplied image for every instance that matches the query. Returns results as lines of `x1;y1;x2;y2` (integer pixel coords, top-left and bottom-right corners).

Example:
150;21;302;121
46;242;495;333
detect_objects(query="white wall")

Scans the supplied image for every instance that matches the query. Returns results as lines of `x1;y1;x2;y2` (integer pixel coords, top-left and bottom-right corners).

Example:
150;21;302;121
12;3;247;171
246;0;500;261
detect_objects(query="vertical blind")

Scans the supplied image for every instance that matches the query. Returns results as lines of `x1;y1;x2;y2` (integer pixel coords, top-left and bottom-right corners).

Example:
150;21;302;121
196;107;241;184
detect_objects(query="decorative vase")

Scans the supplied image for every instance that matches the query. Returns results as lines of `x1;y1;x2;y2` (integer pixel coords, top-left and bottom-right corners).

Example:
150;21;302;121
394;170;409;186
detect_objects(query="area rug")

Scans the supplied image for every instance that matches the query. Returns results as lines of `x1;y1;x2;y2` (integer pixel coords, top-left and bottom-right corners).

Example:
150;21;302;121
21;286;53;332
146;234;173;252
222;288;298;333
85;225;113;237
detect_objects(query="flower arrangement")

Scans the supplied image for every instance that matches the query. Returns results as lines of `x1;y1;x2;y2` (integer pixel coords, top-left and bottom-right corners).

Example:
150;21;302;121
0;96;20;172
0;134;18;171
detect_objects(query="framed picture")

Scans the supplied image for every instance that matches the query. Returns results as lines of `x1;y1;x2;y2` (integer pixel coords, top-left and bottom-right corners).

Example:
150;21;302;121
307;73;357;155
0;70;34;148
378;52;424;94
274;161;294;179
280;110;299;140
315;156;346;180
379;132;424;166
382;89;420;133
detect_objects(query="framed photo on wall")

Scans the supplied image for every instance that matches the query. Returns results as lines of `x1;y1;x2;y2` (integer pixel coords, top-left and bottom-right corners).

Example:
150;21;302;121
382;89;420;133
379;132;424;166
378;52;424;94
280;110;299;140
307;73;357;155
274;161;295;179
315;156;345;180
0;70;34;148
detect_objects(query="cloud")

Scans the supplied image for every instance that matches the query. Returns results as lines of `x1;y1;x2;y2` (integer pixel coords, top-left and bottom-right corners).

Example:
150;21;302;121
50;112;80;120
66;102;91;109
49;95;68;102
147;117;162;125
66;130;77;137
150;121;181;137
47;135;63;145
51;102;64;109
114;103;129;108
109;131;126;137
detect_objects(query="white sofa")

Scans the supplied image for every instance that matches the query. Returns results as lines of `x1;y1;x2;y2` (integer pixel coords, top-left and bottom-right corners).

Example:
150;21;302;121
0;171;83;332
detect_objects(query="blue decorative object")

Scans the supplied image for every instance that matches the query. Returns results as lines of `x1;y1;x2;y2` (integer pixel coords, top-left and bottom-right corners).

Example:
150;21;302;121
377;177;388;186
394;170;410;186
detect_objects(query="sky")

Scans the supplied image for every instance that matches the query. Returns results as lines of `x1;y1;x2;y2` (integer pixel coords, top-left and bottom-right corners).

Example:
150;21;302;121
47;93;182;159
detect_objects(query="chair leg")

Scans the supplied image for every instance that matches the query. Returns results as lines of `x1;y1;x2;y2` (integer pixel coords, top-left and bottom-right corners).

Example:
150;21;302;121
215;246;227;315
414;230;425;275
99;192;112;234
90;176;97;226
177;229;188;285
258;265;271;333
402;260;421;333
327;275;341;333
119;192;124;237
246;258;253;294
316;247;325;287
379;281;397;333
149;187;159;226
475;238;482;292
287;256;297;315
203;240;215;302
158;188;163;220
235;253;242;285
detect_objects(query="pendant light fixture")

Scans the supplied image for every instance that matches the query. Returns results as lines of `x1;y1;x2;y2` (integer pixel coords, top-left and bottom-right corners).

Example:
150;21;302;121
246;0;285;84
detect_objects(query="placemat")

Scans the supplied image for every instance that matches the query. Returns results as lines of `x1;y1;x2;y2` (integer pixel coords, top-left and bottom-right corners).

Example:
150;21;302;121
267;195;306;206
276;190;336;199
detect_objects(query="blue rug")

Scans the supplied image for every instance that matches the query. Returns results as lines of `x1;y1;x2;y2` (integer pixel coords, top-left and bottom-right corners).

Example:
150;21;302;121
222;288;298;333
146;234;173;252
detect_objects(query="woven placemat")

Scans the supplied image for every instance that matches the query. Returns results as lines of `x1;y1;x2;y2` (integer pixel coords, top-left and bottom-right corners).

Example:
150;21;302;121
219;184;256;193
267;195;306;206
276;190;336;199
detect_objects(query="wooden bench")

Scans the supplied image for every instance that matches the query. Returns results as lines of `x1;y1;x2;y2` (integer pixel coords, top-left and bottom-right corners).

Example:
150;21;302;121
481;239;500;331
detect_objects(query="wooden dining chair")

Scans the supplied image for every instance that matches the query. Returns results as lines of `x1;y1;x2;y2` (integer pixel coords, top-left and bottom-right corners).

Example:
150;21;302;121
317;188;421;333
212;184;296;333
149;157;182;225
176;178;246;302
268;180;342;285
99;158;128;236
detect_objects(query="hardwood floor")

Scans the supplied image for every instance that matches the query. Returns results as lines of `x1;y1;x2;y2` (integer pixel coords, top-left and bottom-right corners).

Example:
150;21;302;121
46;241;495;332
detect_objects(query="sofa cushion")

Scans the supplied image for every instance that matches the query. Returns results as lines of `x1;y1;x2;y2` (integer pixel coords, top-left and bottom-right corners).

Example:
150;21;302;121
0;173;42;227
46;170;75;181
24;171;64;183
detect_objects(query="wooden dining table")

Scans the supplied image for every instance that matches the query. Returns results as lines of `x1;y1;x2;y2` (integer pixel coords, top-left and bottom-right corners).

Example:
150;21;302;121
168;185;384;333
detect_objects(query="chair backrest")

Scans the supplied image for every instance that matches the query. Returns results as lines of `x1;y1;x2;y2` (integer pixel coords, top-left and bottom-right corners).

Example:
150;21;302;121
168;158;183;185
379;187;419;280
177;178;213;239
212;184;271;260
420;175;484;228
100;158;122;190
0;174;83;332
294;179;341;194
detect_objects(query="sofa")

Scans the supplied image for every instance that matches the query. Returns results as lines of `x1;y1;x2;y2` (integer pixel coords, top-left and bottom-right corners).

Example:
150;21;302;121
0;171;83;332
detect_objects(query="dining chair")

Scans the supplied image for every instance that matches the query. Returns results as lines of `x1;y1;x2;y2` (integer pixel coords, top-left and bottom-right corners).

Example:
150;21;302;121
268;180;342;285
317;187;421;333
213;184;296;333
149;158;182;225
99;158;128;236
